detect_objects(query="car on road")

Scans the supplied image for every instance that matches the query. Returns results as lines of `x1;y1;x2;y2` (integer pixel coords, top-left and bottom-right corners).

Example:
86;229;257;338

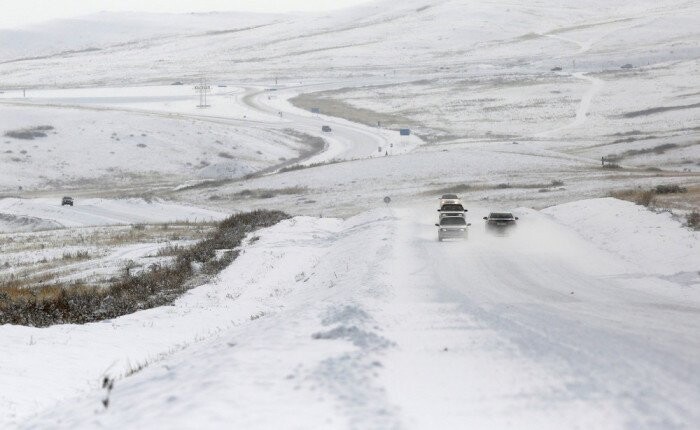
483;212;518;230
438;203;467;219
321;125;332;132
439;194;461;206
61;196;74;206
435;216;470;241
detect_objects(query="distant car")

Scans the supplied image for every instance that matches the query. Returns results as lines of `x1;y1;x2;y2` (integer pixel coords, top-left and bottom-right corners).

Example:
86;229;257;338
171;81;184;86
61;196;74;206
435;217;470;241
437;203;467;219
483;212;518;230
322;125;332;132
439;194;461;206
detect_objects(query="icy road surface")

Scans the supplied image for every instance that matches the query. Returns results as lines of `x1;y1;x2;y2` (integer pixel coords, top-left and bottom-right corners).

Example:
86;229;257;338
4;198;699;429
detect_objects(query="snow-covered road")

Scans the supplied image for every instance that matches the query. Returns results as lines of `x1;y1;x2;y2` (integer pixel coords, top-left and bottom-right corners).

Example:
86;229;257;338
6;199;699;429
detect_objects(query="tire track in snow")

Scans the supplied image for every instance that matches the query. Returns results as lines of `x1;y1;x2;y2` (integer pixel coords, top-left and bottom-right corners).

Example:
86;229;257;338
534;71;603;138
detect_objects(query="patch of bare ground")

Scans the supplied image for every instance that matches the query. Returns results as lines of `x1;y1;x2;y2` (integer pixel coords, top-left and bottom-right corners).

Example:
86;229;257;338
290;91;415;131
424;179;567;196
0;222;216;254
609;184;700;211
233;186;308;200
622;102;700;118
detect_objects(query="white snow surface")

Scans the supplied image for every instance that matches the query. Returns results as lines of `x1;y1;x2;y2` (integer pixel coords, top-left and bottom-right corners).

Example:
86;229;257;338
543;198;699;276
3;199;699;429
0;1;698;428
0;198;225;232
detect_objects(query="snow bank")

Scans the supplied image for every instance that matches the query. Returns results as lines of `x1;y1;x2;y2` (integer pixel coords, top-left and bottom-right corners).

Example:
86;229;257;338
542;198;699;275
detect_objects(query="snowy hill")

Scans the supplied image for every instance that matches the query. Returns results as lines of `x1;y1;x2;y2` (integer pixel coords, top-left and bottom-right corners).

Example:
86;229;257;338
0;11;282;64
1;0;697;87
0;2;699;429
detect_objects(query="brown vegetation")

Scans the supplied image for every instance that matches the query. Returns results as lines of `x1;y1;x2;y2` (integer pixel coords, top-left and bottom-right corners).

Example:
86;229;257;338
0;210;289;327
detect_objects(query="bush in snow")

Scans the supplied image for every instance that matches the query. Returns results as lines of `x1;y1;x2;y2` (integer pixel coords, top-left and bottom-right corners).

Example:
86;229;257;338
654;184;687;194
609;189;656;207
4;125;54;140
687;211;700;230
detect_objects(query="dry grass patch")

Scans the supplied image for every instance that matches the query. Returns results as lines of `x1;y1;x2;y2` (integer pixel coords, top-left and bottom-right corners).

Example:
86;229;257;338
0;210;289;327
610;189;657;207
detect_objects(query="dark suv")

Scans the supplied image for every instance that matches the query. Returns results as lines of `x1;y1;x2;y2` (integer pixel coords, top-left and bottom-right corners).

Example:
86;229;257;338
321;125;332;132
61;196;74;206
483;212;518;230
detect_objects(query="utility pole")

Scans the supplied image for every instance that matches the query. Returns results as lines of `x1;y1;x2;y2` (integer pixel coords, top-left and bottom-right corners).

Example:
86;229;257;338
194;77;211;108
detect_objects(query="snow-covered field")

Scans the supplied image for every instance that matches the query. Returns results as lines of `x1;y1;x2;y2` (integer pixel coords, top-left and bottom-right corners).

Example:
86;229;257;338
1;0;699;428
3;199;699;428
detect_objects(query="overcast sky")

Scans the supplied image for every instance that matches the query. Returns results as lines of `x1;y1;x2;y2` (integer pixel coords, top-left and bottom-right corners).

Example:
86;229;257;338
1;0;371;29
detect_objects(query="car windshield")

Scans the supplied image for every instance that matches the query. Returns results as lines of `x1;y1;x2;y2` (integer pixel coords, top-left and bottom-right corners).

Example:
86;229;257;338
441;217;466;226
441;204;464;212
490;213;513;219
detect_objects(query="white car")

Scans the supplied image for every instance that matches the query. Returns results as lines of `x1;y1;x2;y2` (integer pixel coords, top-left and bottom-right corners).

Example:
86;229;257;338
435;217;470;241
437;203;468;219
439;194;462;206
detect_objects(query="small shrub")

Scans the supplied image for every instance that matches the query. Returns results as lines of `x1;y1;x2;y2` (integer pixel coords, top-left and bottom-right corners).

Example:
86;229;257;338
62;251;91;260
136;143;147;148
602;163;621;169
218;152;234;159
686;211;700;230
132;223;146;231
4;125;53;140
654;184;687;194
550;180;564;187
496;183;510;189
610;189;656;207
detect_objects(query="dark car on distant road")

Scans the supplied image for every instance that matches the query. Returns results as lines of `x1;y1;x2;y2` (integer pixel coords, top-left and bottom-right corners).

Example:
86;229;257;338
483;212;518;230
61;196;74;206
322;125;332;132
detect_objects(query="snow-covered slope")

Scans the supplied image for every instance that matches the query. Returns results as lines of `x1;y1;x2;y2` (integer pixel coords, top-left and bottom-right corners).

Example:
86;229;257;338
3;199;699;429
1;0;697;87
0;11;281;63
0;198;224;232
